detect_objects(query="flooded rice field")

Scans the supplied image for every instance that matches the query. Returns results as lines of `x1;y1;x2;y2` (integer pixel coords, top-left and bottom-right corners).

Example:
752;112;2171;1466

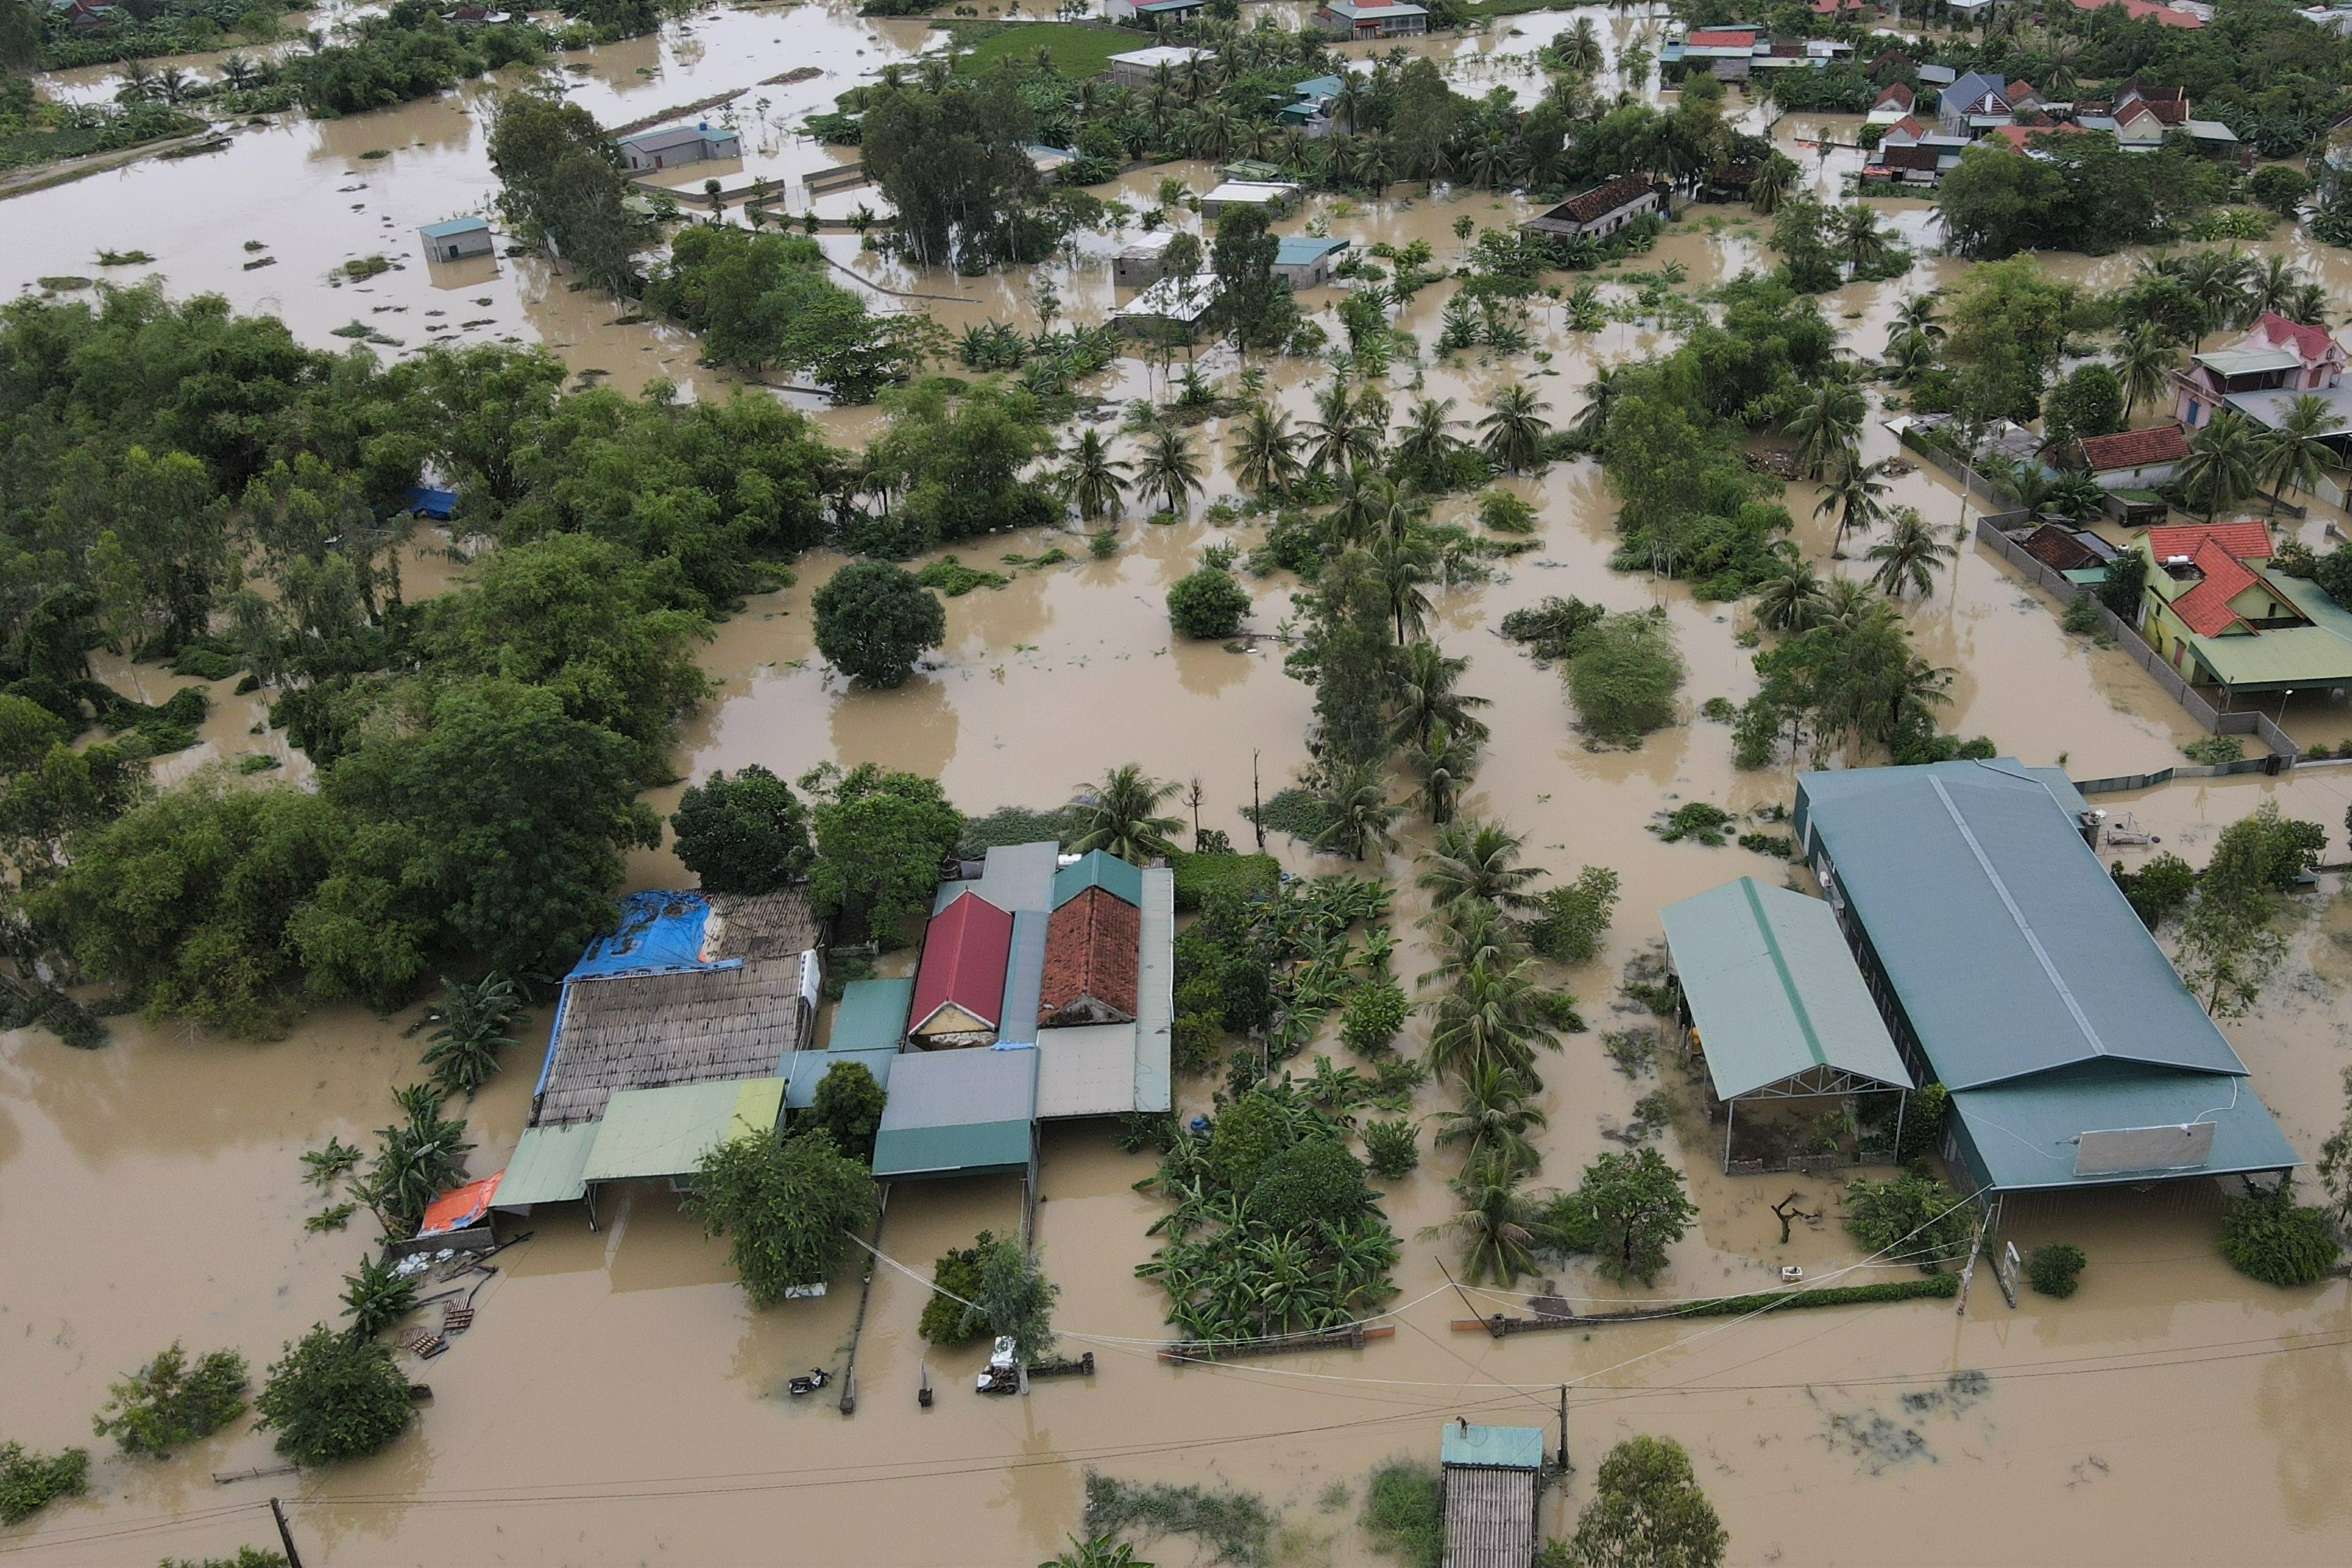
6;3;2352;1564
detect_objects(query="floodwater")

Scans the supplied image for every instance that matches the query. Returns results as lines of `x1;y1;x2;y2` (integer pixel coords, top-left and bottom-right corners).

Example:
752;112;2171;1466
7;6;2352;1565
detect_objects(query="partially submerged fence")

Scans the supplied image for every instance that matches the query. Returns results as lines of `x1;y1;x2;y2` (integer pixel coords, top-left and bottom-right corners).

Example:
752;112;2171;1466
1974;518;2301;774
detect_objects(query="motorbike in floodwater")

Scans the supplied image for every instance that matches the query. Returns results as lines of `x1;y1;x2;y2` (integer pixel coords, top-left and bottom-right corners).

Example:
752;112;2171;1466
787;1367;831;1397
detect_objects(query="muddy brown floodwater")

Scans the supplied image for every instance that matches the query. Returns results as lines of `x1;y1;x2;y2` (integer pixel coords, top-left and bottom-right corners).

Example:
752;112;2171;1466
7;6;2352;1564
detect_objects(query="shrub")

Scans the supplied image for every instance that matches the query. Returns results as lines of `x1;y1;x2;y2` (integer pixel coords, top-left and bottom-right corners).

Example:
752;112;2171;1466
2061;593;2100;635
2182;735;2244;765
1167;567;1252;639
1525;866;1620;962
920;1232;996;1344
1247;1135;1369;1233
252;1325;413;1466
2219;1182;2342;1286
1895;1082;1948;1162
1088;526;1119;559
91;1343;249;1457
1567;1436;1725;1568
801;1059;887;1165
1652;803;1733;845
1082;1473;1275;1568
1362;1459;1445;1568
0;1440;88;1525
1170;850;1279;911
812;560;946;689
2112;852;2197;930
670;765;813;893
2026;1242;2086;1298
1476;489;1538;535
1362;1118;1420;1179
1340;976;1409;1054
1841;1171;1974;1273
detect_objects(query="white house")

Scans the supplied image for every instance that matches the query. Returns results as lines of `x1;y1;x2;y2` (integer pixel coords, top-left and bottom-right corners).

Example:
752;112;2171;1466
1107;45;1208;89
417;215;493;263
1200;180;1302;218
615;122;741;173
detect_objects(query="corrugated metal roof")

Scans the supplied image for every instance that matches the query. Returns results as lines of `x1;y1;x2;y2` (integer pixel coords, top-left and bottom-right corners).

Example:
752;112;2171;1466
910;892;1013;1034
1134;867;1175;1114
1950;1070;2298;1191
1275;236;1352;266
782;1047;898;1109
1034;1023;1139;1118
1440;1463;1537;1568
830;978;913;1052
1440;1422;1545;1469
1052;849;1144;909
583;1078;786;1183
997;909;1050;1047
2193;346;2303;377
493;1123;599;1207
872;1049;1037;1178
419;215;489;238
1795;762;2247;1089
1660;878;1909;1100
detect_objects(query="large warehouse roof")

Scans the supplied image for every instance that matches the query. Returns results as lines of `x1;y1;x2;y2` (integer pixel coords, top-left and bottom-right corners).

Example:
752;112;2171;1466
1794;762;2248;1091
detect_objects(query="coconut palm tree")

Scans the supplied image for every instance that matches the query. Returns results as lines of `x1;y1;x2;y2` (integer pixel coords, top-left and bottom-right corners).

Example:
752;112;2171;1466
1752;558;1829;634
2255;393;2335;509
2246;256;2304;323
1836;204;1891;276
1071;764;1184;863
1569;363;1622;446
1816;454;1889;556
1370;532;1436;643
1060;429;1130;521
1389;640;1492;751
1883;328;1938;385
1784;378;1867;482
1421;895;1527;990
2284;282;2330;328
2176;408;2263;518
1747;151;1798;215
1312;761;1399;861
1893;291;1946;344
1558;17;1603;75
217;54;258;91
2178;248;2252;346
1135;426;1204;518
1427;956;1560;1084
1415;817;1544;914
1432;1061;1548;1177
1306;378;1366;475
1231;401;1302;496
1477;383;1551;474
1395;396;1464;478
1408;725;1478;826
2114;322;2178;419
1426;1153;1544;1285
1864;507;1959;599
1358;131;1397;194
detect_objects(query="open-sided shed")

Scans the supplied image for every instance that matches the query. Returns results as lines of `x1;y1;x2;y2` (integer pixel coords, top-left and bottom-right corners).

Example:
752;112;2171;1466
1661;877;1911;1171
581;1077;787;1185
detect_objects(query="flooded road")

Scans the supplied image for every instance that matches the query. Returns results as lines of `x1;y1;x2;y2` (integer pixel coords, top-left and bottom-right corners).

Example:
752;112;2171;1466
6;6;2352;1565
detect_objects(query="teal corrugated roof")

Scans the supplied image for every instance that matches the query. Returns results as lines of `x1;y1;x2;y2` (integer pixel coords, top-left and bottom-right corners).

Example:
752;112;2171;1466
782;1047;899;1109
492;1123;599;1206
1275;236;1351;266
872;1049;1036;1178
830;977;913;1052
419;215;489;238
1949;1070;2299;1191
1052;850;1144;909
1660;877;1909;1099
1440;1423;1544;1470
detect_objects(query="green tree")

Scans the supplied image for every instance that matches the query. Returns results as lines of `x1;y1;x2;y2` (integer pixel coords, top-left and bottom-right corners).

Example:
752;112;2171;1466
2256;393;2334;509
1043;1535;1155;1568
487;91;646;293
800;762;965;943
91;1344;249;1458
1783;378;1865;482
2114;322;2178;419
1073;763;1185;863
421;973;521;1098
1753;559;1830;633
813;560;946;689
1477;383;1552;474
2026;1242;2086;1298
0;1441;88;1525
1136;426;1206;517
2176;801;2302;1014
859;72;1041;267
1059;428;1131;521
671;766;813;894
1433;1061;1547;1177
1564;1148;1695;1286
1568;612;1686;744
358;1084;475;1236
1231;402;1303;497
1864;508;1959;599
1406;725;1478;827
1290;547;1395;767
1389;640;1491;753
1525;866;1620;964
1942;256;2075;424
2218;1181;2341;1286
1167;567;1252;639
1565;1436;1728;1568
252;1325;413;1466
1313;761;1400;861
1430;1153;1545;1285
691;1128;877;1305
921;1231;996;1345
1840;1171;1973;1272
1815;457;1889;559
802;1060;886;1165
2176;409;2262;519
960;1238;1059;1363
1417;817;1544;914
339;1254;420;1340
2042;363;2123;445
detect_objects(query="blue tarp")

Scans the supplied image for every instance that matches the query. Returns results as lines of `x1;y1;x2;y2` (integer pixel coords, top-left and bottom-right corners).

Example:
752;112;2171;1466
406;484;458;520
566;891;733;980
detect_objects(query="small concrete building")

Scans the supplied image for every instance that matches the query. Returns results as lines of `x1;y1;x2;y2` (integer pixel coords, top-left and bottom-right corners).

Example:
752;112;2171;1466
1113;230;1177;289
417;215;493;263
1439;1422;1544;1568
1114;272;1222;330
1200;179;1302;218
1520;173;1661;241
1104;0;1207;22
1318;0;1429;37
1107;45;1207;89
1273;235;1350;289
615;121;741;173
2075;424;2188;490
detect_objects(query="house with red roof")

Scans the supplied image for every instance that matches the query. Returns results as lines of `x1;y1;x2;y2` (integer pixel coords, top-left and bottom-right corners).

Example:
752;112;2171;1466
1040;885;1142;1027
2073;423;2188;488
2174;313;2351;431
1867;82;1915;124
1520;173;1664;240
908;890;1015;1045
2066;0;2203;27
2130;521;2352;698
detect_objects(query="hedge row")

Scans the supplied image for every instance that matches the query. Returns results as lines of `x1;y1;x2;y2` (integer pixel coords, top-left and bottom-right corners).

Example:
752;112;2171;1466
1670;1273;1959;1319
1171;850;1281;912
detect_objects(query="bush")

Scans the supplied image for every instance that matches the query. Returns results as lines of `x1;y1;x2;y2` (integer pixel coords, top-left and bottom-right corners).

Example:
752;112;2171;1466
2062;594;2100;635
2219;1182;2342;1286
1170;850;1279;911
1247;1135;1369;1233
92;1342;249;1457
812;560;946;688
2183;735;2245;765
919;1230;996;1345
1362;1459;1445;1568
670;765;813;893
2026;1242;2086;1298
1362;1118;1420;1179
1569;612;1685;744
689;1128;877;1304
1669;1274;1958;1317
1340;976;1409;1054
1895;1082;1948;1163
2112;852;2196;930
1525;866;1620;962
801;1059;886;1165
1167;567;1252;639
1082;1473;1275;1568
0;1440;87;1525
1842;1171;1974;1273
252;1325;413;1466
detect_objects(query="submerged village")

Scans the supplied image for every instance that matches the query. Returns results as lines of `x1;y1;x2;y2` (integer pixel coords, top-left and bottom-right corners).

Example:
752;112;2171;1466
7;0;2352;1562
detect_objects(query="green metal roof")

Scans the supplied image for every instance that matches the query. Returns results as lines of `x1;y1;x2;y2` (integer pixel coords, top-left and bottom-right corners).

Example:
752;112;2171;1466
1052;850;1144;909
493;1123;599;1207
1440;1423;1545;1470
1660;877;1909;1100
1949;1070;2298;1192
829;977;913;1052
583;1077;785;1183
2178;622;2352;689
871;1049;1036;1179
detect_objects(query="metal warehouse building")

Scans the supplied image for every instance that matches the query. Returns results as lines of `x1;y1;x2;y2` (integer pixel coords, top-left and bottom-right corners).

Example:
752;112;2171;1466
1792;760;2298;1205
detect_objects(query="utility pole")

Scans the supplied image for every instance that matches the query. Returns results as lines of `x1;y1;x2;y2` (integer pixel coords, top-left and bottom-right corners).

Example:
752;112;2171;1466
1252;749;1265;851
1557;1385;1571;1474
269;1497;305;1568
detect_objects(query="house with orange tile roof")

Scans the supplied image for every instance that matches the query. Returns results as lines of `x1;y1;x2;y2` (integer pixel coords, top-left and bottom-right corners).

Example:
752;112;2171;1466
2130;521;2352;698
2073;422;2188;489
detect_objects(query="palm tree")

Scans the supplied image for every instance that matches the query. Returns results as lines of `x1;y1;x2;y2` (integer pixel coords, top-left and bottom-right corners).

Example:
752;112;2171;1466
1060;429;1129;521
217;54;257;91
1815;454;1889;555
1746;151;1798;215
1072;764;1184;863
1306;378;1363;475
1415;817;1543;913
2114;323;2178;420
1358;131;1397;194
1477;383;1551;474
1864;507;1959;599
2284;282;2330;328
2246;256;2303;322
1427;956;1558;1085
2176;408;2262;518
1752;558;1829;633
1136;426;1204;518
2256;393;2334;508
1231;402;1301;496
1045;1535;1152;1568
1784;379;1866;482
1408;725;1478;825
1370;532;1435;643
1313;762;1399;861
2179;248;2252;346
1892;291;1945;344
1883;329;1938;385
1569;364;1622;446
1427;1153;1544;1285
1836;205;1891;276
1389;640;1491;751
1432;1061;1548;1177
1395;396;1463;477
1421;896;1526;990
1558;17;1603;75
